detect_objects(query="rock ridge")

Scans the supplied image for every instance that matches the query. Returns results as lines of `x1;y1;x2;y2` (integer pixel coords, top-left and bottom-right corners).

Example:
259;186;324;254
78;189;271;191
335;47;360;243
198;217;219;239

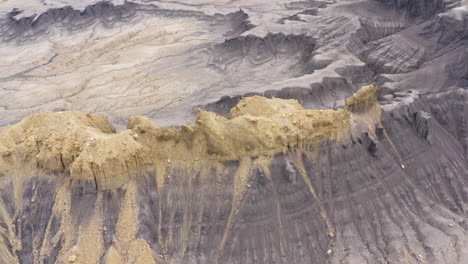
0;84;381;190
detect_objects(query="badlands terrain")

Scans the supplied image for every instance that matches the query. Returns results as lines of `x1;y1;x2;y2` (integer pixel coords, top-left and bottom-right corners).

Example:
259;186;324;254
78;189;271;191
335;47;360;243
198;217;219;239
0;0;467;263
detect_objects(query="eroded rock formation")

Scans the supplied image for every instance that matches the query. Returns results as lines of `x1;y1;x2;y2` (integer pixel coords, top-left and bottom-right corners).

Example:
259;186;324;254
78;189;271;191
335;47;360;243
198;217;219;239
0;0;468;263
1;84;467;263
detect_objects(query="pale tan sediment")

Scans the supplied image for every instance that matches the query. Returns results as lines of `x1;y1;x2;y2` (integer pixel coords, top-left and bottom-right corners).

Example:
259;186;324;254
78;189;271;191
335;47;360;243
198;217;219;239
0;83;380;190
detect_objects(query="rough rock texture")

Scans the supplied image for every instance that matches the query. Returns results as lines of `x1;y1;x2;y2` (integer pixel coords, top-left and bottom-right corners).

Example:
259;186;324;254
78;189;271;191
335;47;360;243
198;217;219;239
427;88;468;156
0;0;468;263
415;111;433;143
377;0;446;17
427;5;468;44
448;48;468;81
209;33;317;74
1;84;468;264
0;2;253;42
2;1;141;41
2;84;380;190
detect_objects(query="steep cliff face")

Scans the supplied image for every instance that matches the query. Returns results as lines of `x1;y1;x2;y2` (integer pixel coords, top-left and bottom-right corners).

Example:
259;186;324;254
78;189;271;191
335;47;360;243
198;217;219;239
0;2;252;43
428;5;468;45
208;33;317;75
1;84;467;264
448;48;468;81
376;0;447;17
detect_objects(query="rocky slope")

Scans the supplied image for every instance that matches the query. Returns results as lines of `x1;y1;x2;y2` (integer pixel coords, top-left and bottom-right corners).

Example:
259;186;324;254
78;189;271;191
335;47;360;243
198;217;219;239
0;0;467;263
0;84;467;264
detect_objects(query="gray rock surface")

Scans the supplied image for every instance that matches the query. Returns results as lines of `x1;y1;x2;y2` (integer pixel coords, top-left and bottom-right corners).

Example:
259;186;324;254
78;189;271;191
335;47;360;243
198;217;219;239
415;111;432;143
0;0;467;263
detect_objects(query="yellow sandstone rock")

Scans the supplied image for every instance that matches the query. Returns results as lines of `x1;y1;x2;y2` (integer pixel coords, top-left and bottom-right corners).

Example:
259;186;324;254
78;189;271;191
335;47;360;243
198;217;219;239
0;84;381;190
